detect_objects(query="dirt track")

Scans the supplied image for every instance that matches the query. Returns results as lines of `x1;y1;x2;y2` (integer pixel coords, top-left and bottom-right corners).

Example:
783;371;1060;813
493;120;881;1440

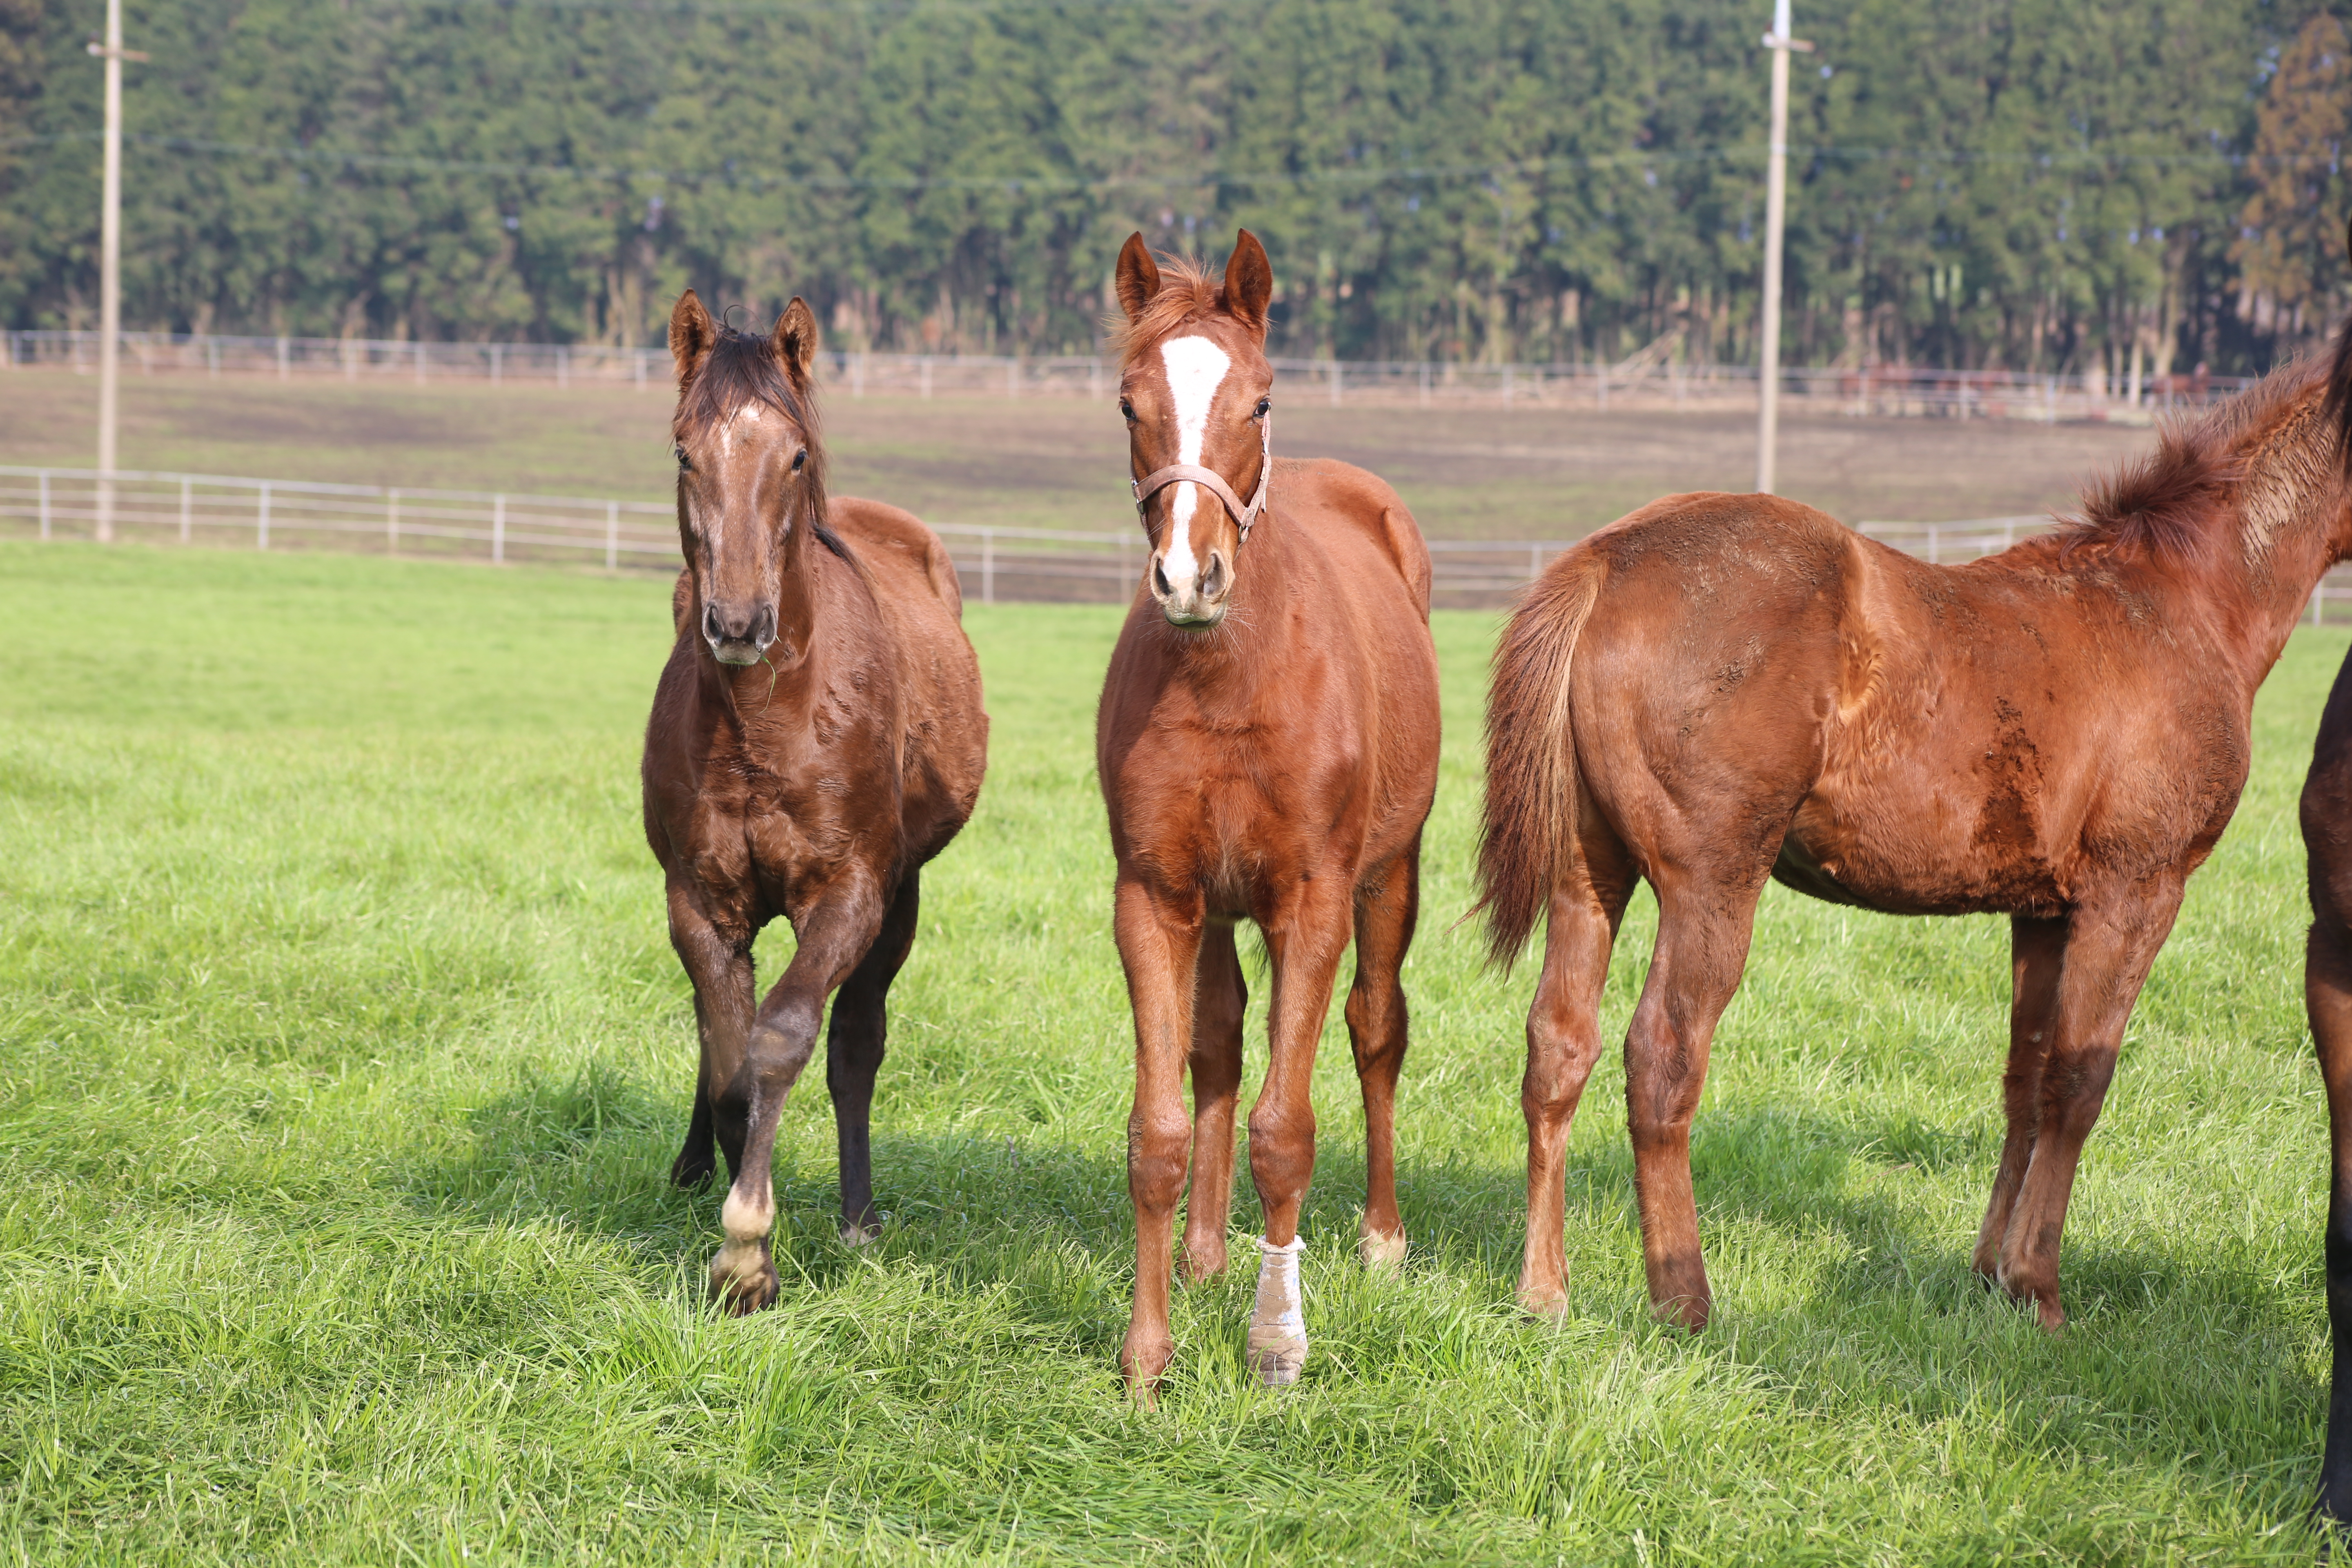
0;368;2158;540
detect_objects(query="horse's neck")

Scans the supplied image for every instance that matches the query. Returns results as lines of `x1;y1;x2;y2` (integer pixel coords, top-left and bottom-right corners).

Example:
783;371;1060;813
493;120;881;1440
2206;402;2349;676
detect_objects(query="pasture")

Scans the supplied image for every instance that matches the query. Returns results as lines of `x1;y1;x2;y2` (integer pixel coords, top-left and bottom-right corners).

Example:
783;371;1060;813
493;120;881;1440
0;539;2341;1564
0;368;2154;538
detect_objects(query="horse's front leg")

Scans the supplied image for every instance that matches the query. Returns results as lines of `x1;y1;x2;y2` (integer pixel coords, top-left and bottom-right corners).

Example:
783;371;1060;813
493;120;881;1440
1245;879;1354;1386
1992;887;2183;1330
708;878;886;1315
666;882;753;1191
1115;875;1206;1396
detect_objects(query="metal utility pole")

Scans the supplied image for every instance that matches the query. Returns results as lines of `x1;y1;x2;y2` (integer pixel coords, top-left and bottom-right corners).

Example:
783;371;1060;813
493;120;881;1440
1755;0;1811;495
88;1;146;543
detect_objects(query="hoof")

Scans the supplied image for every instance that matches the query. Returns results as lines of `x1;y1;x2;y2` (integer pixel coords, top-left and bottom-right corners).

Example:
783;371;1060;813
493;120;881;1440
840;1216;882;1248
1650;1294;1710;1333
708;1240;778;1315
1182;1239;1230;1283
1247;1338;1307;1387
670;1145;717;1190
1359;1226;1407;1273
1516;1272;1570;1320
1121;1335;1174;1401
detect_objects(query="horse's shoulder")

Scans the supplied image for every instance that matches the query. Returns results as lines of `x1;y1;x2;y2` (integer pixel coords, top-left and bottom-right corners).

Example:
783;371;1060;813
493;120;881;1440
1276;458;1432;619
824;495;965;619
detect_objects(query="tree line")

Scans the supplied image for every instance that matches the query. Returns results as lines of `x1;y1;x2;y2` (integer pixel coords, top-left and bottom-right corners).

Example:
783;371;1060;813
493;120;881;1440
2;0;2349;379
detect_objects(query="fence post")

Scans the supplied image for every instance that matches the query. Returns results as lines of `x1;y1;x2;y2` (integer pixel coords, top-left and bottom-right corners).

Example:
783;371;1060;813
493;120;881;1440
606;499;619;571
635;347;648;389
557;347;570;388
492;494;505;563
258;482;271;550
179;477;192;543
276;335;289;381
1528;542;1541;583
1007;356;1020;400
920;357;932;400
1089;357;1102;401
37;469;49;539
1926;526;1938;564
491;344;503;385
853;351;866;399
416;340;427;385
388;488;400;554
981;528;995;605
207;340;219;380
1419;361;1431;408
1327;359;1341;408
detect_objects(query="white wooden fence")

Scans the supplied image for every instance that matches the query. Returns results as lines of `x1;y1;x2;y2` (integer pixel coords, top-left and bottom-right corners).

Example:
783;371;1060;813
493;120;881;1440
2;330;2252;422
7;465;2348;618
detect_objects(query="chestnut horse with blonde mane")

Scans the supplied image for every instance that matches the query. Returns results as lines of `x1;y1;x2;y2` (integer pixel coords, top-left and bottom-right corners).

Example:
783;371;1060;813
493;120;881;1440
645;290;986;1313
1480;312;2352;1343
1098;231;1441;1393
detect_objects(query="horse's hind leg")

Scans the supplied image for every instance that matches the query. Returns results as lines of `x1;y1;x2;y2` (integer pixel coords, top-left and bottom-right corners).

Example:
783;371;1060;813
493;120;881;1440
1346;844;1421;1272
1519;822;1636;1317
1183;922;1245;1283
827;871;921;1247
1625;866;1772;1332
1971;914;2067;1277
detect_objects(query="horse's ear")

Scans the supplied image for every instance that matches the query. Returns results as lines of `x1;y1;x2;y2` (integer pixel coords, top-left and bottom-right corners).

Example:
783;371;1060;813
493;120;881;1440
1115;232;1160;323
1221;229;1274;338
773;296;820;389
670;290;715;386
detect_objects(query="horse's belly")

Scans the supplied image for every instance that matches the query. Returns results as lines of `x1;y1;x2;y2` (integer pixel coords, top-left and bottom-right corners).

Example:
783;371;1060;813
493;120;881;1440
1775;815;2067;918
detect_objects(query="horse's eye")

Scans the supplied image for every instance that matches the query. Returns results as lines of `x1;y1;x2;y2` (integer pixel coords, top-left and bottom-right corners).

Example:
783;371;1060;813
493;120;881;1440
675;445;691;471
1254;397;1272;419
791;448;807;472
1119;399;1136;422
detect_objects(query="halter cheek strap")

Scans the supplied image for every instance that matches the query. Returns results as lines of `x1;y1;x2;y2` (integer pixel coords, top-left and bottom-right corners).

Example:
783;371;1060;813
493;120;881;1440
1129;412;1273;549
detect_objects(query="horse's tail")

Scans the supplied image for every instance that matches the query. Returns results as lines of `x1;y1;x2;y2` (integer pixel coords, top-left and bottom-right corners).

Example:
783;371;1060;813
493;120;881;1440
1475;551;1607;968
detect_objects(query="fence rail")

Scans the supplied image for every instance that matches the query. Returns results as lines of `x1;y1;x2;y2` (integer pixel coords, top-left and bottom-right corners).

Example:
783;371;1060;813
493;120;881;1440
2;329;2253;422
9;465;2350;617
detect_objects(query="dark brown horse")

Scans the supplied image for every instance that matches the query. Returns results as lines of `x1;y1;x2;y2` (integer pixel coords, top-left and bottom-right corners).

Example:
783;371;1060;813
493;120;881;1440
644;290;987;1312
2305;641;2352;1525
1097;231;1442;1393
1479;321;2352;1339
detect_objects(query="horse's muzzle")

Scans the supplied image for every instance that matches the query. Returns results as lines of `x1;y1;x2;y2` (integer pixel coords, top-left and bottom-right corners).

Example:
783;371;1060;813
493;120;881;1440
1150;546;1231;630
703;600;777;665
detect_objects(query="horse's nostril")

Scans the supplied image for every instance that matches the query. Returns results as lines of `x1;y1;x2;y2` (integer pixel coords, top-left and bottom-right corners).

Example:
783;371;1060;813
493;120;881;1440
1152;559;1173;599
703;604;723;642
1202;552;1228;599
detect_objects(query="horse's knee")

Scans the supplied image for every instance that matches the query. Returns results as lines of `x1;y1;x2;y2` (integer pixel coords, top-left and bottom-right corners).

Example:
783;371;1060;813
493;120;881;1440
1246;1102;1317;1188
1127;1109;1190;1210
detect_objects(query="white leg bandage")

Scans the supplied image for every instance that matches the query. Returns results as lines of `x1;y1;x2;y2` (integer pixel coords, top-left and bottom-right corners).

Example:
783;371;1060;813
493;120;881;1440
1247;1235;1308;1387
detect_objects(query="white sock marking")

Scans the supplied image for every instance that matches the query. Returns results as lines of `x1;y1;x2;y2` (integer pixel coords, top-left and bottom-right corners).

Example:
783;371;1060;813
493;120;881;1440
1157;336;1231;583
722;1183;774;1243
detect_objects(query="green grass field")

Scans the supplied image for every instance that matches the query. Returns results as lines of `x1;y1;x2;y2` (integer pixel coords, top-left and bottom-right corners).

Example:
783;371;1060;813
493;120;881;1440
1;539;2344;1564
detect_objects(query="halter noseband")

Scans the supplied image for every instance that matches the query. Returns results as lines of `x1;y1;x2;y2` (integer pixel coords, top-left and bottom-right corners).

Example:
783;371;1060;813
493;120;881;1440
1129;412;1272;549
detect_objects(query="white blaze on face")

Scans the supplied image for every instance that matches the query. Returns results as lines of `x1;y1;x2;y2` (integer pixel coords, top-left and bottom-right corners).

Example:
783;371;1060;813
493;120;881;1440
1157;335;1232;584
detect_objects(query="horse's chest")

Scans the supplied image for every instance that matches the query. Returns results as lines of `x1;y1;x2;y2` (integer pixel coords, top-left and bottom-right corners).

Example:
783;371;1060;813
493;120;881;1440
685;772;859;918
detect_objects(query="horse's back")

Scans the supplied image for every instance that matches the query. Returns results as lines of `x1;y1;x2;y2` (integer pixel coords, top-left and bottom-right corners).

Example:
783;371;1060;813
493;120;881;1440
1273;457;1434;620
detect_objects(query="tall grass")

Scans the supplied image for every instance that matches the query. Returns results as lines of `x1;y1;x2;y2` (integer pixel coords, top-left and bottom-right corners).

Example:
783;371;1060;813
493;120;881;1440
0;539;2342;1564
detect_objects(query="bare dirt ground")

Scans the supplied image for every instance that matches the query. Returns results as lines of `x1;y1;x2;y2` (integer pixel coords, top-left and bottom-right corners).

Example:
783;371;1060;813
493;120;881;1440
0;368;2159;540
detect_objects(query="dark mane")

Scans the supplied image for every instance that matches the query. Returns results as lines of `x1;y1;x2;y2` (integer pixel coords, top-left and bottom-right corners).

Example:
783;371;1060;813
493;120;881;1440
2064;346;2348;567
1107;253;1226;368
673;325;850;563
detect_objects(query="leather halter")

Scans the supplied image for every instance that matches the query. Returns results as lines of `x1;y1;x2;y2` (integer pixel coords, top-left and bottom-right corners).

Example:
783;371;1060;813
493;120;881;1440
1130;411;1272;549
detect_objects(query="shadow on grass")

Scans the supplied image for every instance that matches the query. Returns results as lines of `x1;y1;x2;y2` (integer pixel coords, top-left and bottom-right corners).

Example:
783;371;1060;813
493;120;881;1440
397;1057;2325;1489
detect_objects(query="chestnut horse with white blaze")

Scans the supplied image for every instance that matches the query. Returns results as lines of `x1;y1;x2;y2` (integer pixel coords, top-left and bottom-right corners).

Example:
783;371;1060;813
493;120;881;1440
1097;231;1441;1393
1480;312;2352;1340
644;290;986;1312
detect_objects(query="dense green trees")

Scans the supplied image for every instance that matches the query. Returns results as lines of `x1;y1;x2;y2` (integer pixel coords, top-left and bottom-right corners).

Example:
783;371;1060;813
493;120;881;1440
0;0;2345;374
